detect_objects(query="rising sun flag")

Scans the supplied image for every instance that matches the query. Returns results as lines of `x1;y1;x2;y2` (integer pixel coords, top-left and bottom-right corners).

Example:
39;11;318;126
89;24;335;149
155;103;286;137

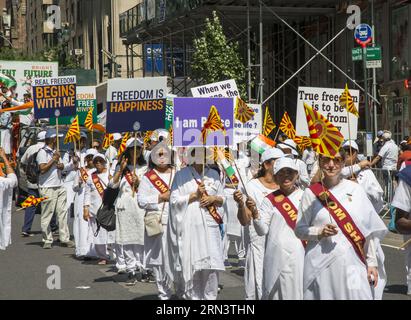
235;97;255;124
304;103;344;158
263;106;276;137
279;112;296;139
339;84;359;118
64;115;81;144
201;105;226;144
117;132;130;157
102;133;114;150
84;107;94;131
294;136;312;151
21;195;48;208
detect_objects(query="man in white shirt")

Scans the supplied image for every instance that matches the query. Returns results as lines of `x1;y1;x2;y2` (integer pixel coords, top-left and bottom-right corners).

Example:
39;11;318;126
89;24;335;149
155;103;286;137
105;132;122;164
371;131;399;170
37;129;78;249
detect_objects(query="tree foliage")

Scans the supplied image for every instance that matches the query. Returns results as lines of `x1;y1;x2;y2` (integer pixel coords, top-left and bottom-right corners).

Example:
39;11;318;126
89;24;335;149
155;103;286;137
192;11;247;99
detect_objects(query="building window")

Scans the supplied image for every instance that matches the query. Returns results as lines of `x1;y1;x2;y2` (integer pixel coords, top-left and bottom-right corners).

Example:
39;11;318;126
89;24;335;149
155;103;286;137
390;5;409;80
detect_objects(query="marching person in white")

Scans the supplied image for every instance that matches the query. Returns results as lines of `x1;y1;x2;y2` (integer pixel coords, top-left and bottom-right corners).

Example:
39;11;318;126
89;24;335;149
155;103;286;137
109;138;148;285
295;149;387;300
233;148;284;300
370;131;399;170
302;146;316;175
105;133;122;165
253;157;305;300
167;147;225;300
84;153;115;264
72;148;97;259
0;147;18;250
277;139;310;188
392;162;411;296
138;143;174;300
342;140;384;213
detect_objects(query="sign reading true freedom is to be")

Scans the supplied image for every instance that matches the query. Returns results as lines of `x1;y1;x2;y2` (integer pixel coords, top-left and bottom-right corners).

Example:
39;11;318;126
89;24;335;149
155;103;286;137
32;75;77;119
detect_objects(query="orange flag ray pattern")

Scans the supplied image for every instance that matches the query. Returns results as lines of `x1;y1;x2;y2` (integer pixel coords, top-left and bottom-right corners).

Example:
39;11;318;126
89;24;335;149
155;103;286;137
201;105;226;144
339;84;359;118
279;112;296;139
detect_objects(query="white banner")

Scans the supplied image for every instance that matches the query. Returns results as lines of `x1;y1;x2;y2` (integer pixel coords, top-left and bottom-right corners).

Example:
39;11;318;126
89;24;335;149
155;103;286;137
295;86;359;139
191;79;239;98
234;104;262;144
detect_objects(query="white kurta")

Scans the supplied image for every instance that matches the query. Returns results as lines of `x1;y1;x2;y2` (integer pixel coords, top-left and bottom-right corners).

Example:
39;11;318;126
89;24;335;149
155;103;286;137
295;179;387;300
109;164;147;245
166;166;226;294
73;167;96;257
242;178;277;300
0;173;18;250
84;170;115;245
254;188;305;300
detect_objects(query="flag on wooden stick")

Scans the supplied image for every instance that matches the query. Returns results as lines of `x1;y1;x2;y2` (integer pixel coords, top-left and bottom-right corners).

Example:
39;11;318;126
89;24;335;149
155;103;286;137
263;106;276;137
279;112;296;139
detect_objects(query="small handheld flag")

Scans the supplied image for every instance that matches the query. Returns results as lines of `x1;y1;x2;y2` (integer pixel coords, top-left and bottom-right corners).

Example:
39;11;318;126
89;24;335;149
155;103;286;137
279;112;296;139
21;196;48;208
64;115;80;144
84;107;94;131
339;84;359;118
250;134;276;155
102;133;114;150
235;98;255;124
263;106;276;137
201;105;226;144
117;132;130;157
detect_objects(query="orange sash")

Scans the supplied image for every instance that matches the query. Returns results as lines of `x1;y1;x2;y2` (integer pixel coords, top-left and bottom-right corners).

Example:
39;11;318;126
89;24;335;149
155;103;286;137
124;169;137;191
266;190;306;248
310;183;366;265
92;173;105;199
80;167;89;183
145;169;170;194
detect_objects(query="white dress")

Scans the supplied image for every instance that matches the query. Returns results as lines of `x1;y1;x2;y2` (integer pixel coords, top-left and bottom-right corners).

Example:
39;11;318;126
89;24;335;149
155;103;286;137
166;166;225;296
254;188;305;300
0;173;18;250
242;178;277;300
295;179;387;300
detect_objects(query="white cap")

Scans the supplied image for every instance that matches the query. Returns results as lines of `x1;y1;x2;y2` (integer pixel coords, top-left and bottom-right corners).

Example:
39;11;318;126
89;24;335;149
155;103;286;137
261;148;284;163
273;157;298;175
93;153;106;162
85;148;98;158
278;139;299;156
382;131;392;140
151;129;169;142
342;140;359;151
113;133;122;141
126;138;143;149
37;131;46;141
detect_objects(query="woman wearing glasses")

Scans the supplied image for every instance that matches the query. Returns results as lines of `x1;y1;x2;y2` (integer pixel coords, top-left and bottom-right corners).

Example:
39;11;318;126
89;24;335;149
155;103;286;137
295;149;387;300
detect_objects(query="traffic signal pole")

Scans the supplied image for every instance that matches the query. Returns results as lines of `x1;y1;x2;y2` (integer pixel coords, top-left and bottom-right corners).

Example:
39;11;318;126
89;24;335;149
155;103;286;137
371;0;378;138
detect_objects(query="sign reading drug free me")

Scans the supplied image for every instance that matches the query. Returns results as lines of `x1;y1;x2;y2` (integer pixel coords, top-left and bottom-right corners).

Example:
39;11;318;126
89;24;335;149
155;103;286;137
295;86;359;139
173;97;234;147
106;77;167;133
32;76;77;119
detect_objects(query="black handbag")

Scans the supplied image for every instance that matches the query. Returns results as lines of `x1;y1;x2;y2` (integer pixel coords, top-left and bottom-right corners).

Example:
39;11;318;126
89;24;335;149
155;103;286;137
95;186;119;235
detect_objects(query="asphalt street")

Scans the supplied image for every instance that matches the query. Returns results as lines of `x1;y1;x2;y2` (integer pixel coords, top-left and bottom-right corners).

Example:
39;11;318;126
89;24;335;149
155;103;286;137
0;206;410;300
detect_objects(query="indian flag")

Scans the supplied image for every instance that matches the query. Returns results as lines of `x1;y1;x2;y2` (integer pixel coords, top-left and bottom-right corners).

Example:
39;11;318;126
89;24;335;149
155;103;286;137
251;134;276;154
0;73;17;88
221;158;239;184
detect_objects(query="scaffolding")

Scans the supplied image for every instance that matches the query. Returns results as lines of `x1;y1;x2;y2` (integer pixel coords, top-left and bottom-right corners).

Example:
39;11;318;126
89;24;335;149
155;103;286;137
119;0;364;123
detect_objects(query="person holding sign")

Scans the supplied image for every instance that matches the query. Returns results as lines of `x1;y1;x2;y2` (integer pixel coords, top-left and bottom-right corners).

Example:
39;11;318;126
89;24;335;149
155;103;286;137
0;147;18;250
233;148;284;300
72;148;98;259
137;143;174;300
253;157;305;300
109;138;148;285
295;149;387;300
37;129;78;249
84;153;115;264
167;147;226;300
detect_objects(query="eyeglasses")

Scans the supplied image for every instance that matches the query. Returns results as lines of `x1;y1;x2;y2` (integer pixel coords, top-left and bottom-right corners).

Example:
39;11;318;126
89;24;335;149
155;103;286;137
319;156;344;166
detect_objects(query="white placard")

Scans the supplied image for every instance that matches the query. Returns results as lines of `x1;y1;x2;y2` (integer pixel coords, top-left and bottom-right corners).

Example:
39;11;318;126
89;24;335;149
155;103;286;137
234;104;262;144
296;86;359;139
191;79;239;98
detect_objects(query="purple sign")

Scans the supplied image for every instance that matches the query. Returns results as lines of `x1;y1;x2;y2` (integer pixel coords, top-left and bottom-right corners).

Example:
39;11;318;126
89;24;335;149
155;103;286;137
173;97;234;147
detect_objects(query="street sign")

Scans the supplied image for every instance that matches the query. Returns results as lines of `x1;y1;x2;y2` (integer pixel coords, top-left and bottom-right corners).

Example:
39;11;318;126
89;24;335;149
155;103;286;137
366;60;382;69
354;24;372;47
366;46;381;60
352;48;362;61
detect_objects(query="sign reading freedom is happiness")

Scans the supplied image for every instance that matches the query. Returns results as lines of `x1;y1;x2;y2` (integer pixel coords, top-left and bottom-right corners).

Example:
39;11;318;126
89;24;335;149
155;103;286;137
106;77;167;133
32;76;77;119
173;97;234;147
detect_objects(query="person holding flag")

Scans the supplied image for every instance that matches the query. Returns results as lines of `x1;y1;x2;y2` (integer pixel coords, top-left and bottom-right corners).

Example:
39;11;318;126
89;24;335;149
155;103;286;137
233;148;284;300
84;153;115;265
72;148;98;259
0;147;18;250
253;157;305;300
137;143;174;300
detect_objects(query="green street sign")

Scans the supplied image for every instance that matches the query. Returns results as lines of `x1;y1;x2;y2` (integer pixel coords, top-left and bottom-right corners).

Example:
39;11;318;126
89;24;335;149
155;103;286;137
352;48;362;61
366;46;381;61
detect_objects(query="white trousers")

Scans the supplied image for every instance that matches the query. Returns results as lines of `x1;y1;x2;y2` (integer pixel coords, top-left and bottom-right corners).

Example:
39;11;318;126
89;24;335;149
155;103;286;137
185;270;219;300
119;244;144;273
153;265;173;300
223;233;245;261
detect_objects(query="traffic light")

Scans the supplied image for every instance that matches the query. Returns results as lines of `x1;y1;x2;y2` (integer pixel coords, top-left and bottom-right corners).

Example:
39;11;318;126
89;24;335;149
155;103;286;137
115;63;122;78
405;78;411;90
103;63;112;78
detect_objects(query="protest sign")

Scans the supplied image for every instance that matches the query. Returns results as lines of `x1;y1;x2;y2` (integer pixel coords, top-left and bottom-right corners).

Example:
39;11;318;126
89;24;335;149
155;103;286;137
234;104;262;143
295;86;359;139
50;86;97;125
173;97;234;147
32;76;77;119
191;79;239;98
165;94;176;131
106;77;167;133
